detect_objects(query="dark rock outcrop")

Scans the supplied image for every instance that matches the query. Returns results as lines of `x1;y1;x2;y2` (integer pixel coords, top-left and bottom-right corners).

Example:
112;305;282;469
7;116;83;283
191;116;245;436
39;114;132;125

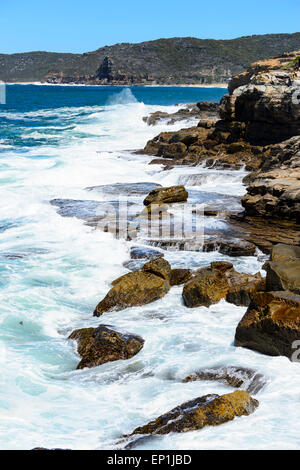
242;136;300;223
183;366;266;394
69;325;144;369
143;102;219;126
127;390;258;436
235;291;300;359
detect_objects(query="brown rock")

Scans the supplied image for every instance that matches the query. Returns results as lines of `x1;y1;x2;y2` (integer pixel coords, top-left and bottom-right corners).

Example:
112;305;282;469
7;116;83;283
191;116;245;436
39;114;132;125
128;390;259;436
93;271;170;316
226;271;266;306
143;185;188;206
69;325;144;369
211;261;234;272
235;291;300;358
183;262;265;308
169;268;193;286
142;258;171;280
265;244;300;294
182;267;229;308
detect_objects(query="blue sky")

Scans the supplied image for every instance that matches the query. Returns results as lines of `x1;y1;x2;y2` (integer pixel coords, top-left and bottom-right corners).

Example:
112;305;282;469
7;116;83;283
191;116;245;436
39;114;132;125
1;0;299;54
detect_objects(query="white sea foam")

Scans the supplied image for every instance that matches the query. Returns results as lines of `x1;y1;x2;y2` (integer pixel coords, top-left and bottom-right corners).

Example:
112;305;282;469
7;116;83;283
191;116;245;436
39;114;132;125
0;97;299;450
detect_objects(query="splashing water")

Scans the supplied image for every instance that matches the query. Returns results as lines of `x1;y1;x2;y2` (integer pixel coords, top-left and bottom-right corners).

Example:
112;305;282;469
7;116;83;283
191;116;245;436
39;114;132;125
0;85;299;450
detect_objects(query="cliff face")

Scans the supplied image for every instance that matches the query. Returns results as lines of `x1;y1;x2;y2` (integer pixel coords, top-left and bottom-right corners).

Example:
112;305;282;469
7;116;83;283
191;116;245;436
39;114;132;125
220;50;300;145
1;33;300;84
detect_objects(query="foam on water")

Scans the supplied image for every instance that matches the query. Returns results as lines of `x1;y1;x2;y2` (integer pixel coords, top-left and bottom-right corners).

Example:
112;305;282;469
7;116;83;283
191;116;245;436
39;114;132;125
0;86;299;450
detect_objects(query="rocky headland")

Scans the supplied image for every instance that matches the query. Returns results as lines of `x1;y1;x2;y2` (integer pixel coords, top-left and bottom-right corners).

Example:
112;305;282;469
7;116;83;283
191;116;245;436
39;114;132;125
46;50;300;448
2;34;300;85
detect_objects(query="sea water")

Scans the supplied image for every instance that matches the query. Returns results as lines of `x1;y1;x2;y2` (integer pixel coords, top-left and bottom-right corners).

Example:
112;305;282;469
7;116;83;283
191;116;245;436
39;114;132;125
0;85;299;450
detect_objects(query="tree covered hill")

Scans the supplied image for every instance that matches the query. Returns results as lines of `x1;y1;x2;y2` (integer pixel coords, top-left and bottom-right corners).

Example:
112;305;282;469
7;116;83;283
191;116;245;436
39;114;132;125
1;33;300;84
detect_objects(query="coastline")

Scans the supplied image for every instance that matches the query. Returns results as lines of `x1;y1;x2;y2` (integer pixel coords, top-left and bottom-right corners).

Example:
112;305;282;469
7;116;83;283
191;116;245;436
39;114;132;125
4;81;228;88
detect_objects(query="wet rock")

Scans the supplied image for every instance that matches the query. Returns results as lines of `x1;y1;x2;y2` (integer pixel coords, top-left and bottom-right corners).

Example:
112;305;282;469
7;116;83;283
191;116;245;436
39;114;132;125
169;268;193;286
218;240;256;257
183;263;265;308
130;246;164;260
225;213;300;254
85;182;162;196
69;325;144;369
226;271;266;306
203;238;256;257
141;258;171;281
235;291;300;358
123;246;164;272
32;448;70;450
93;271;170;316
183;366;266;394
143;185;188;206
182;267;229;308
265;244;300;294
143;102;219;126
127;390;258;436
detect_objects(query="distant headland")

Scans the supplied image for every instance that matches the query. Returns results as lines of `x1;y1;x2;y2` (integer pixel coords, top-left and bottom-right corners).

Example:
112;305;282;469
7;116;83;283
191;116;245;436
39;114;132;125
0;33;300;85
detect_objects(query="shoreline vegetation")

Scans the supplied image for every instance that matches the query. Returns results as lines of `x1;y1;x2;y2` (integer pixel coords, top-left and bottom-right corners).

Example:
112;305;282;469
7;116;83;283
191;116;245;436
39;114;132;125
1;33;300;85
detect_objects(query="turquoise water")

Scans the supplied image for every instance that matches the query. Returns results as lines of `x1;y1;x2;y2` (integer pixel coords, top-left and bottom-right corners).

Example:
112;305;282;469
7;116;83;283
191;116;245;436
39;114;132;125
0;85;299;450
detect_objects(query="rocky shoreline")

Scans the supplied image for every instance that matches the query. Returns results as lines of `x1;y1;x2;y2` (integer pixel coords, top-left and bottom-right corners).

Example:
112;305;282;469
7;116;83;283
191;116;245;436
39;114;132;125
48;50;300;448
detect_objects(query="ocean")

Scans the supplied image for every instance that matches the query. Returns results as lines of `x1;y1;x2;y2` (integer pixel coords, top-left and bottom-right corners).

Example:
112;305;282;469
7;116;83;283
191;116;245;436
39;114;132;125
0;84;299;450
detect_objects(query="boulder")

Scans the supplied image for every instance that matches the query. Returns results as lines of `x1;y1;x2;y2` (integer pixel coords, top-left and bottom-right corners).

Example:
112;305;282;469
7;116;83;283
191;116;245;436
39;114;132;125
183;263;265;308
143;185;188;206
93;271;170;316
226;271;266;306
69;325;144;369
182;267;229;308
235;291;300;358
265;244;300;294
127;390;258;436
